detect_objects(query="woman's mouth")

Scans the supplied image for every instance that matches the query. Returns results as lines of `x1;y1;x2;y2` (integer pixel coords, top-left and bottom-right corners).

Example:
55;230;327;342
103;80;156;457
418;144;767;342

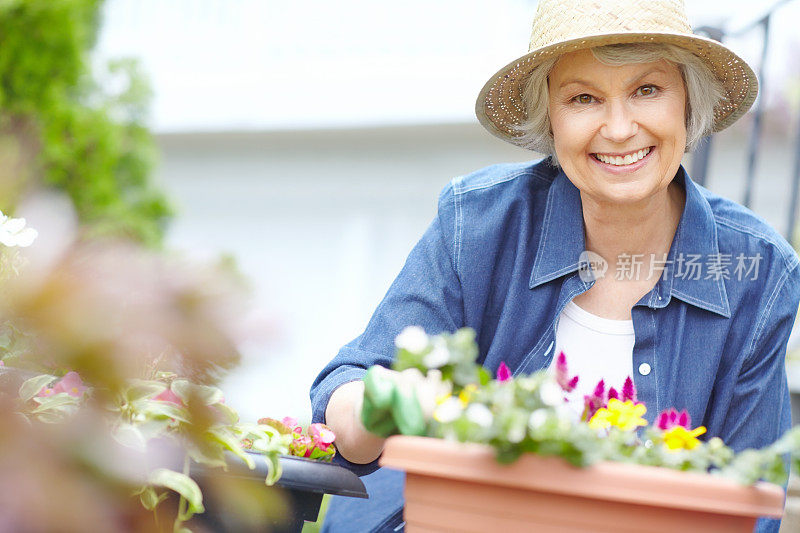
589;146;654;173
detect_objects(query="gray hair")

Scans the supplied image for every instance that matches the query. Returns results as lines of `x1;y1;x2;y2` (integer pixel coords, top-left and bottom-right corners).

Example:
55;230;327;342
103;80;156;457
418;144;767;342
514;43;725;165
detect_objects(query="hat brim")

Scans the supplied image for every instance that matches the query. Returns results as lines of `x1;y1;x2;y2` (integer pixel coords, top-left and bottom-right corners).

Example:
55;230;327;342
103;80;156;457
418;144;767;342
475;32;758;148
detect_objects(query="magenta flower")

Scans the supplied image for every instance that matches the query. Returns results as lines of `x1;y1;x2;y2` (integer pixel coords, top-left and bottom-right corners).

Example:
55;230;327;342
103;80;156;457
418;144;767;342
581;379;606;422
39;371;87;398
607;387;619;401
554;352;579;392
657;408;692;430
497;361;511;382
622;376;637;403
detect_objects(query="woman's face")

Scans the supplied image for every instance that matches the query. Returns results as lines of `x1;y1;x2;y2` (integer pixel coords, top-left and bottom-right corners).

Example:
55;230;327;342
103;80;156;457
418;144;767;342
547;49;687;206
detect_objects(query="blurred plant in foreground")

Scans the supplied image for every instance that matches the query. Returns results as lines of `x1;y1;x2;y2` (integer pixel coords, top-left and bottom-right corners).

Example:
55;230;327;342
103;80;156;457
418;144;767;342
0;236;299;532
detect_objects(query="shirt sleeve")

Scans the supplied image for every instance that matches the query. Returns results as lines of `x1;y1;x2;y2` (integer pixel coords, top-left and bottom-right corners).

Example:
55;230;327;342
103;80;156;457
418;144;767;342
718;265;800;451
717;264;800;533
309;181;464;475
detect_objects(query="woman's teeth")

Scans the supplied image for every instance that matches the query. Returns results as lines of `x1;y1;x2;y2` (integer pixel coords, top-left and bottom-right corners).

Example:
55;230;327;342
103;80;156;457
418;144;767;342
594;147;651;166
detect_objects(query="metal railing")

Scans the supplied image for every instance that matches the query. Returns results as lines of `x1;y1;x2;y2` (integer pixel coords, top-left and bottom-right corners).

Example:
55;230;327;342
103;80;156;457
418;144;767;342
692;0;800;243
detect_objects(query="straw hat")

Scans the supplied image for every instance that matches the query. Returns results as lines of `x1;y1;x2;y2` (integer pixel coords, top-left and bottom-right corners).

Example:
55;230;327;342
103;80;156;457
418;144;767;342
475;0;757;148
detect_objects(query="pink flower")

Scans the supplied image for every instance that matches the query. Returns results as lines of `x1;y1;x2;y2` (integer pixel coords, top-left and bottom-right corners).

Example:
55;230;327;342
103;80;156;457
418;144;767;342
554;352;579;392
153;388;183;406
657;408;692;431
607;387;619;401
497;361;511;382
622;376;637;403
309;423;336;446
282;416;303;435
39;371;87;398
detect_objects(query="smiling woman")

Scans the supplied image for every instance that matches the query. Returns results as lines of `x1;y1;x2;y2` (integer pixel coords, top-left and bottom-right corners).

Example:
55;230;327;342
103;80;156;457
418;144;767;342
311;1;800;532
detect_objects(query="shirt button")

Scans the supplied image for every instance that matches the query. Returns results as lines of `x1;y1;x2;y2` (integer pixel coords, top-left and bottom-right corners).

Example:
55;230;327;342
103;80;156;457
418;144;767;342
638;363;651;376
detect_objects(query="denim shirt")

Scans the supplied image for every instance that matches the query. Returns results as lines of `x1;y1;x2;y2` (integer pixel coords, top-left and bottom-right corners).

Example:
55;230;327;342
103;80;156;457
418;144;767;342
310;158;800;531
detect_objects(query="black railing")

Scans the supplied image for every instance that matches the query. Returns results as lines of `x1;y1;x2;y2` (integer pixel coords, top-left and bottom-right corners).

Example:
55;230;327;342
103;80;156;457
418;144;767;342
692;0;800;243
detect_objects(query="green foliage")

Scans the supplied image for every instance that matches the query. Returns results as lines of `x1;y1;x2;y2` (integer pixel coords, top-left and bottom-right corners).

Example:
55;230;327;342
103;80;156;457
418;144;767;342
383;327;800;486
0;0;171;246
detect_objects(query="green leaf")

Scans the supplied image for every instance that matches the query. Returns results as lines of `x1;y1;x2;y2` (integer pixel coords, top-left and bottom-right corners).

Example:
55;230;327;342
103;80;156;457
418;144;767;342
124;380;167;404
19;374;55;402
147;468;204;518
208;428;255;470
140;400;190;424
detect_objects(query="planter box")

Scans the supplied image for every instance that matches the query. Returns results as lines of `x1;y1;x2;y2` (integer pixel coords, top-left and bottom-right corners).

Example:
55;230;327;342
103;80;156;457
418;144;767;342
380;435;784;533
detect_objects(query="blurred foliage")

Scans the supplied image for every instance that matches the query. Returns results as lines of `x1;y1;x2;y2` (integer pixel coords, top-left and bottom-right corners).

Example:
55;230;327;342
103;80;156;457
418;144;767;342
0;0;172;246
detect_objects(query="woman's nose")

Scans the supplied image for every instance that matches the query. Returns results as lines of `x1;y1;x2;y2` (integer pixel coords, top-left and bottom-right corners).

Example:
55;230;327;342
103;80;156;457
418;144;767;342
599;100;638;143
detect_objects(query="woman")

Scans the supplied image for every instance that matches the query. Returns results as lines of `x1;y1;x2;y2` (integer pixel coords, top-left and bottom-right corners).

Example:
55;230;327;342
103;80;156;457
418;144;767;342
311;0;800;531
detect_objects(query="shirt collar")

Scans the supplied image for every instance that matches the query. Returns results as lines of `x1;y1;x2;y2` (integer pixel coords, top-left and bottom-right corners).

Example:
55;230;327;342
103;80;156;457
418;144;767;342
529;166;730;318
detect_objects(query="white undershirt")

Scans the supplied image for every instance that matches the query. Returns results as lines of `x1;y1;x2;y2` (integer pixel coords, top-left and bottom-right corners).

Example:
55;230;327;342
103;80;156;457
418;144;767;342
551;301;635;417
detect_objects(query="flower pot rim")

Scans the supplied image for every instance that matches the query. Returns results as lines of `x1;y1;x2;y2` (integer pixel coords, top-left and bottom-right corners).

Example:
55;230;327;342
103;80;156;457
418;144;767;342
379;435;784;519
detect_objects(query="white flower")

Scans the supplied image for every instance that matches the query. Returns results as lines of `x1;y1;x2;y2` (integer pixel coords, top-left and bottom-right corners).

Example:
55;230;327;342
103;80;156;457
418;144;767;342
465;403;493;428
422;339;450;368
394;326;429;354
433;396;463;423
539;380;563;407
528;408;549;430
0;212;37;248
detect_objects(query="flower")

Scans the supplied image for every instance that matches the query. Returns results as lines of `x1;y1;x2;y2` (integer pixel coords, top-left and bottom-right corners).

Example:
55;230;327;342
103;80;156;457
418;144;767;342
554;352;578;392
656;408;691;430
581;379;606;421
465;404;493;428
423;340;450;368
539;380;563;406
309;423;336;449
153;388;183;406
458;383;478;406
433;396;463;423
497;361;511;382
281;416;303;435
607;387;619;401
394;326;429;353
621;376;637;402
39;371;87;398
0;212;37;247
588;399;648;431
662;425;707;451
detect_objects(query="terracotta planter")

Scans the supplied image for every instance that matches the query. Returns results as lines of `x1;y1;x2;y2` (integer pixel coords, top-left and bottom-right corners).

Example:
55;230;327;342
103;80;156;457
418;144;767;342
379;436;785;532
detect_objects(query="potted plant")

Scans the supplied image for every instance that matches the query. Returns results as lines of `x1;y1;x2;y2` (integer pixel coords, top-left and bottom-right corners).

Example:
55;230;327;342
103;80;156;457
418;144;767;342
368;328;797;532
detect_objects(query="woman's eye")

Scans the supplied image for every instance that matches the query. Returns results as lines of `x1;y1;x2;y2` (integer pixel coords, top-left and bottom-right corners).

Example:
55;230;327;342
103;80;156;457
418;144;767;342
636;85;658;97
573;94;594;104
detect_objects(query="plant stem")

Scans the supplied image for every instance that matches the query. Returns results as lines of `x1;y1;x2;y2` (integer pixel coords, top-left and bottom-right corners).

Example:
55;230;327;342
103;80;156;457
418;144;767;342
172;454;190;533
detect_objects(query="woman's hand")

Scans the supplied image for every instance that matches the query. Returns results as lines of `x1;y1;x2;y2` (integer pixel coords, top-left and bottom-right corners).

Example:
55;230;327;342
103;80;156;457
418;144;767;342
325;367;448;464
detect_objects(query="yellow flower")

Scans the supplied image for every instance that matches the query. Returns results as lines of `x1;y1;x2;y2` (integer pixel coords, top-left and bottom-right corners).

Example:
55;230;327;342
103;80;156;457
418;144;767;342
663;425;707;450
458;383;478;406
588;399;648;431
